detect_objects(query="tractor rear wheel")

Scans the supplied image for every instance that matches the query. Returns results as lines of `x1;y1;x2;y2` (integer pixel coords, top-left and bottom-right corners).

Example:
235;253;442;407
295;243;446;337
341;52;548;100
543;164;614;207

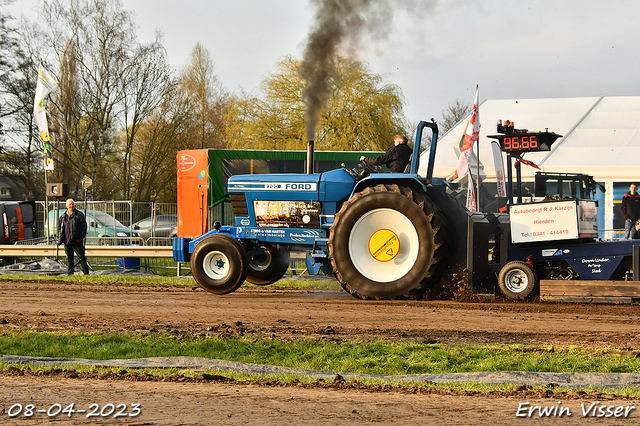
328;184;446;300
498;261;538;299
190;234;248;294
246;244;290;285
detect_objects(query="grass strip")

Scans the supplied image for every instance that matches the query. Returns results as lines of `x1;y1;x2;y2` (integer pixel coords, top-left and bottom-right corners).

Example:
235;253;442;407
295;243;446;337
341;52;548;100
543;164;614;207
6;363;640;398
0;272;340;289
1;330;639;375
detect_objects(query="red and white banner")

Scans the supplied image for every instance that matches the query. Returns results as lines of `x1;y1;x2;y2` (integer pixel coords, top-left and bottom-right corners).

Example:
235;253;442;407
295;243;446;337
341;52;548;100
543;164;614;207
466;170;477;212
490;141;507;197
453;86;479;181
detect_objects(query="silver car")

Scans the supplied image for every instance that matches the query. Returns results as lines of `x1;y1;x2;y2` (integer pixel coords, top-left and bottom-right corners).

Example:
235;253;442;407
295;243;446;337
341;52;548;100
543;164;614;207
132;214;177;242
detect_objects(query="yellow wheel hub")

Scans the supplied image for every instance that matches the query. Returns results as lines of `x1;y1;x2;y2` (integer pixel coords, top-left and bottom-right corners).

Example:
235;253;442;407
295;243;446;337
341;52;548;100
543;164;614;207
368;229;400;262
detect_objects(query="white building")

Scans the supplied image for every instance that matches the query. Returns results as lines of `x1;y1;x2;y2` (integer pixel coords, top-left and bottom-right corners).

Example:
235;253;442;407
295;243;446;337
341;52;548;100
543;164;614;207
419;96;640;235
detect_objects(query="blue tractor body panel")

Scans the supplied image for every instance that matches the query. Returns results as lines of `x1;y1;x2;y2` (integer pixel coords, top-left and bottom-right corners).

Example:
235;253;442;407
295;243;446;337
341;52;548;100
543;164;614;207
509;238;640;280
173;168;361;261
227;169;356;234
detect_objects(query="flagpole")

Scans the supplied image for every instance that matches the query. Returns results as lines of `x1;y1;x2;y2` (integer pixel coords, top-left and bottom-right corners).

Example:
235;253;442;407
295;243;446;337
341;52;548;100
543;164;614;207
476;133;480;212
474;85;480;212
45;170;49;244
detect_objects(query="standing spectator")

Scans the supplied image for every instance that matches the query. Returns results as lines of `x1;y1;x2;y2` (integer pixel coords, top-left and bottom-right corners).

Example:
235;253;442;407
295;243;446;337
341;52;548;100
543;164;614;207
621;183;640;239
57;198;90;275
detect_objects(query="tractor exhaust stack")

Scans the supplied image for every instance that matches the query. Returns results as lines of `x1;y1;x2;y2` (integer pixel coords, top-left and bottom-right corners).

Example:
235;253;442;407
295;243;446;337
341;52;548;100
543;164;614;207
306;139;314;174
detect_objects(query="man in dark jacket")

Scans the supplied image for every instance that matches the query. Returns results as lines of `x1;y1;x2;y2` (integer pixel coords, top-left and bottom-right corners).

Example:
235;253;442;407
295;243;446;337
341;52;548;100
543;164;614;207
360;135;413;173
622;183;640;239
57;198;90;275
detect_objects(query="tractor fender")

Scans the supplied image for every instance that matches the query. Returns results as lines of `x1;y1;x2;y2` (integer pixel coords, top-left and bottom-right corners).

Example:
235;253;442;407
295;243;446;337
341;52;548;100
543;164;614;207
187;226;245;255
351;175;427;200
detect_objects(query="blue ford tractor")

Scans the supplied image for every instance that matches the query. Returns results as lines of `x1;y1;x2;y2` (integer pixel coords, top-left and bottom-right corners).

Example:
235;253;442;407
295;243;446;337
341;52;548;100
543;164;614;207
174;119;640;301
173;121;470;299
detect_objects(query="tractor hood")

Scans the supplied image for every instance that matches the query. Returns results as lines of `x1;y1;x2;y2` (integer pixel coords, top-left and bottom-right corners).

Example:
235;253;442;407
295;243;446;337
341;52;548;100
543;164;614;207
228;168;355;203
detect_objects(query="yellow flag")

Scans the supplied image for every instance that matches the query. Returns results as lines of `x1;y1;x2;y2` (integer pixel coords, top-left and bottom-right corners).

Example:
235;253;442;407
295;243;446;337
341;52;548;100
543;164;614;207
33;64;58;171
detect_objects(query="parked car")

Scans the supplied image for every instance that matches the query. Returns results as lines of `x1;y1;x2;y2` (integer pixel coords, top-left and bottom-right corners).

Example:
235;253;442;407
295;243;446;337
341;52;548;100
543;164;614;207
0;200;36;244
132;214;177;242
45;209;139;244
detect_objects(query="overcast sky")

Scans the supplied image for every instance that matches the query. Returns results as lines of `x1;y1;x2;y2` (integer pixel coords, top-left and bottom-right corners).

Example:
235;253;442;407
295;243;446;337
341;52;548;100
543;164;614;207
8;0;640;129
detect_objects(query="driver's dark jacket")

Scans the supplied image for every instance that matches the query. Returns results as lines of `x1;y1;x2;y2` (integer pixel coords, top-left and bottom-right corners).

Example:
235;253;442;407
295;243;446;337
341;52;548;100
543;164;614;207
363;143;413;173
57;209;88;245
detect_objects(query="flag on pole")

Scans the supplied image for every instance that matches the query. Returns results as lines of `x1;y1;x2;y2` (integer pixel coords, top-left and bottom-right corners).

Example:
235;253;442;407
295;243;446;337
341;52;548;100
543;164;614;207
515;157;541;170
490;141;507;197
466;169;477;212
452;86;480;181
33;64;58;171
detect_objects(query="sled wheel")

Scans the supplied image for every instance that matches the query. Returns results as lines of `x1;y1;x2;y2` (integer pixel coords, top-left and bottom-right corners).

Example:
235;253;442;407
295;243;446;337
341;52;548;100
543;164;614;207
190;234;248;295
246;244;290;285
498;261;538;299
328;184;446;300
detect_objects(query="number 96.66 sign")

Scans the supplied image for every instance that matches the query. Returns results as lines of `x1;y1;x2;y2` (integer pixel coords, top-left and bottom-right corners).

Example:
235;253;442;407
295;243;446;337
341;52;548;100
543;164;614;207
489;131;562;154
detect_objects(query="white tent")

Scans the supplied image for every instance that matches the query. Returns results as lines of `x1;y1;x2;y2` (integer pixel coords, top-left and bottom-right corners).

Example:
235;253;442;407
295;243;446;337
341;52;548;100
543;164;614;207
419;96;640;232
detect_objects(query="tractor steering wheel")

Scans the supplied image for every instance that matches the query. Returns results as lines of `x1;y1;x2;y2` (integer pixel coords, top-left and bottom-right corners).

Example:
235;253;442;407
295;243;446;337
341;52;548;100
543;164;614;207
342;161;381;181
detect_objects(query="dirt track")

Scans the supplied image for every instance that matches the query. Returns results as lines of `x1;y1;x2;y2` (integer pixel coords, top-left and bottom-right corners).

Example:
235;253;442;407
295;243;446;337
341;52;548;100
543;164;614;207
2;279;640;348
2;278;640;424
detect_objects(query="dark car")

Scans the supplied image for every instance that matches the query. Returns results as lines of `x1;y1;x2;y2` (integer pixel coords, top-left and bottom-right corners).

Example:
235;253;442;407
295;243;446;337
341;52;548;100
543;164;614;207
132;214;177;242
0;201;36;244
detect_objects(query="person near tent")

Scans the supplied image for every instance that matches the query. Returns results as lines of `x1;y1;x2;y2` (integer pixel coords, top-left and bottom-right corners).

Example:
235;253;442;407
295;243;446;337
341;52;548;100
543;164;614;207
621;183;640;239
360;135;412;173
57;198;90;275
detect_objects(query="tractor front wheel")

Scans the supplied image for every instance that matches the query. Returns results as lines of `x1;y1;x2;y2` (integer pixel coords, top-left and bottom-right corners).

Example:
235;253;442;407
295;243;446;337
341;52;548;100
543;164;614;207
190;234;248;294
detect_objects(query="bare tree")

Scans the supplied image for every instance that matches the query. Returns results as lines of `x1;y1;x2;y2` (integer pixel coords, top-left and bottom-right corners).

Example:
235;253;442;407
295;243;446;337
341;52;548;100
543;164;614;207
0;7;45;199
179;43;224;149
117;41;173;199
440;99;471;134
28;0;170;200
128;85;190;202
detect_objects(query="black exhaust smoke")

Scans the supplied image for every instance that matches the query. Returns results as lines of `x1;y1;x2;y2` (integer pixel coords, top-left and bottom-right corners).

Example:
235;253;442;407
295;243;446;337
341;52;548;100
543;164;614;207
299;0;377;142
299;1;433;142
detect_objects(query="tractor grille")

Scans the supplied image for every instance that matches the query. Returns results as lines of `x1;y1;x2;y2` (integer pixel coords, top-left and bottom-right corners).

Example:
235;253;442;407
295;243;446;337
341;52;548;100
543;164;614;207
229;193;249;217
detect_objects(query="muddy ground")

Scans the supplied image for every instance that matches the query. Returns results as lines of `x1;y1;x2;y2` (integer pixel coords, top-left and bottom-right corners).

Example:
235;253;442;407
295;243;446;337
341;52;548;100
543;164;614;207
2;278;640;424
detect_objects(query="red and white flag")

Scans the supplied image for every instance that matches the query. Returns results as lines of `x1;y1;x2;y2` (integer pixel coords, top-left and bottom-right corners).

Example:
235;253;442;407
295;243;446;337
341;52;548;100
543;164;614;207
466;169;477;212
453;86;479;181
515;157;541;170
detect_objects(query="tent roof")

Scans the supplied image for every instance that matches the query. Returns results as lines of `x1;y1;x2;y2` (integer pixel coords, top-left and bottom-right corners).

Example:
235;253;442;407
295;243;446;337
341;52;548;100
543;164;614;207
423;96;640;180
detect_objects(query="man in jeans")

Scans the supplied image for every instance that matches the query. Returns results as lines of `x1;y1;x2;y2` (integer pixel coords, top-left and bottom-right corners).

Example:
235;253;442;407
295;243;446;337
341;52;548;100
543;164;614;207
621;183;640;239
57;198;90;275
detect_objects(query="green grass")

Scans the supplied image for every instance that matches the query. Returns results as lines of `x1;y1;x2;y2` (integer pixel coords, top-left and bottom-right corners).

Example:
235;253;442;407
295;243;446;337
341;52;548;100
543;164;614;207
0;272;341;289
1;331;639;376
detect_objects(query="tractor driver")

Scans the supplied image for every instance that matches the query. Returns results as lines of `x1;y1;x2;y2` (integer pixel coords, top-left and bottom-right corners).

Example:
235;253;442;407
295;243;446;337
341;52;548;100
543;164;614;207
360;135;412;173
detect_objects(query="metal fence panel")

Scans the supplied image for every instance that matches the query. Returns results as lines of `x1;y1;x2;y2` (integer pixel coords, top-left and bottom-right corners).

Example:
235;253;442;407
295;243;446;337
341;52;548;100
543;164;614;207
36;201;178;243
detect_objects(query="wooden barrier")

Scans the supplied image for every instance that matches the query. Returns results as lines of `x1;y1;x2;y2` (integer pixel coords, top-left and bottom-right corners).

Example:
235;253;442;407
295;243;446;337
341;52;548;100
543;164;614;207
0;245;174;258
540;280;640;303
